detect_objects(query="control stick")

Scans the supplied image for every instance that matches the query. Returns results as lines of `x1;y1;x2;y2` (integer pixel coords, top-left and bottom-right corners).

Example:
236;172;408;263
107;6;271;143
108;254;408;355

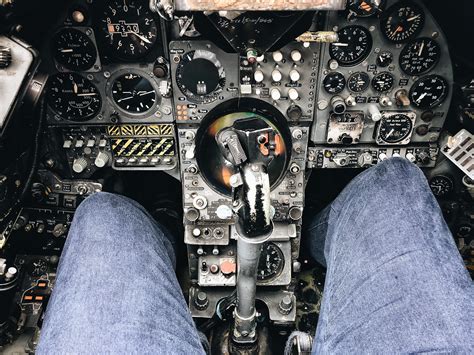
216;118;277;346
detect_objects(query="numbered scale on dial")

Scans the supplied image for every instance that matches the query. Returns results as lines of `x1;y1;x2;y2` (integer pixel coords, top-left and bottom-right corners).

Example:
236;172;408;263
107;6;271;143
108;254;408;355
347;72;370;93
380;0;425;43
377;113;414;145
47;72;101;121
372;72;395;93
329;25;373;66
409;75;449;109
399;37;441;76
52;28;97;71
323;72;346;94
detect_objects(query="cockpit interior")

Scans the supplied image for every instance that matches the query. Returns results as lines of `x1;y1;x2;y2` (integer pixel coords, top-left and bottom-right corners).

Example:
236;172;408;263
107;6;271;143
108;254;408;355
0;0;473;353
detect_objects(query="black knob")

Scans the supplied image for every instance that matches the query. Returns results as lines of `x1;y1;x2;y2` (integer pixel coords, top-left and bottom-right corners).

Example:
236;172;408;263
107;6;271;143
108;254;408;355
153;63;168;78
31;182;46;202
339;134;353;145
287;105;302;120
194;291;209;310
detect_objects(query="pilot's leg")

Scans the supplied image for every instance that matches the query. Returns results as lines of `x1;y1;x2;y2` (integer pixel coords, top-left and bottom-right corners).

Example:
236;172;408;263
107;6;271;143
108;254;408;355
306;158;474;353
37;192;204;354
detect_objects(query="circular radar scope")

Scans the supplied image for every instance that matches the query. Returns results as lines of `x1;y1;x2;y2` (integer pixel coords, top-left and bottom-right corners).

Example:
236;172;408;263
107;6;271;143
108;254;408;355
176;50;226;103
195;99;291;196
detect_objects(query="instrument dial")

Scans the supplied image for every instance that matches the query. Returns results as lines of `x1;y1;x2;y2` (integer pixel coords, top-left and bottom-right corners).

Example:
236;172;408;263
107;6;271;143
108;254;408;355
376;51;393;67
347;72;370;93
329;26;372;66
399;38;441;76
99;0;158;59
409;75;449;109
348;0;385;17
380;1;425;43
378;114;413;144
429;175;454;197
52;28;97;71
47;73;101;121
257;243;284;281
323;72;346;94
176;50;226;103
372;72;395;92
111;73;157;114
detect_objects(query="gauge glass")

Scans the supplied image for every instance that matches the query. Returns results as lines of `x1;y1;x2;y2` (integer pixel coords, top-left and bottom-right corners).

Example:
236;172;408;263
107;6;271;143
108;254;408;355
176;50;226;103
99;0;158;59
347;72;370;93
429;175;454;197
409;75;449;109
111;73;157;113
323;72;346;94
378;114;413;144
257;243;284;281
372;72;395;92
47;72;101;121
399;38;441;76
53;28;97;71
380;1;425;43
348;0;385;17
376;51;393;67
329;26;372;66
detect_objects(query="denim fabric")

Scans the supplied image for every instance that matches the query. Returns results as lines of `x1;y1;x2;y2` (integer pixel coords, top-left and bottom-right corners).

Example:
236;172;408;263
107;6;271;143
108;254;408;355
306;158;474;354
37;158;474;354
37;192;205;355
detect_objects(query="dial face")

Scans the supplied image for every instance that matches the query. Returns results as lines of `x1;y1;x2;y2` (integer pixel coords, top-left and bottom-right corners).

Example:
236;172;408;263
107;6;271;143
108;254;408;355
378;114;413;144
323;72;346;94
111;73;157;113
347;72;370;93
380;1;425;43
399;38;441;76
372;72;395;92
47;73;101;121
409;75;449;109
429;175;454;197
376;51;393;67
257;243;284;281
176;50;226;103
99;0;158;59
348;0;385;17
52;28;97;71
329;26;372;66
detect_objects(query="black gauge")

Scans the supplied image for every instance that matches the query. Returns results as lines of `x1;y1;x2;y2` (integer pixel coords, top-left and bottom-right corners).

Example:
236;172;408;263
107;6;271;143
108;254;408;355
111;73;157;113
99;0;158;59
176;50;226;103
378;114;413;144
399;38;441;76
429;175;454;197
26;259;48;277
376;51;393;67
47;73;101;121
348;0;385;17
257;243;284;281
329;26;372;66
372;72;395;92
347;72;370;93
380;1;425;43
52;28;97;71
323;72;346;94
409;75;449;109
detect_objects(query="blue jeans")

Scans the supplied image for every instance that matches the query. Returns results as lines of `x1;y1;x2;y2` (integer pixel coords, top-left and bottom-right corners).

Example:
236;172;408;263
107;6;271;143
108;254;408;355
37;158;473;354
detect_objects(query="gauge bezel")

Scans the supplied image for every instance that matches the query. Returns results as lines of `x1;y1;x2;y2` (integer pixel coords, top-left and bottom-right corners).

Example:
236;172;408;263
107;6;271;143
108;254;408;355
399;37;441;76
47;72;103;122
175;49;226;104
329;25;373;67
106;68;161;118
347;72;370;93
323;72;346;94
380;0;425;44
375;111;416;145
371;71;395;93
409;74;449;109
52;27;101;72
257;242;285;282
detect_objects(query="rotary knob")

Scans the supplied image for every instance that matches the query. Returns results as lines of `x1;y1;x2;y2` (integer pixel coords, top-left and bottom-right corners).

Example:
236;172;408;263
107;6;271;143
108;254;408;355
271;69;282;82
289;69;301;82
0;46;12;69
270;88;281;101
254;70;264;83
72;157;88;174
94;151;110;168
